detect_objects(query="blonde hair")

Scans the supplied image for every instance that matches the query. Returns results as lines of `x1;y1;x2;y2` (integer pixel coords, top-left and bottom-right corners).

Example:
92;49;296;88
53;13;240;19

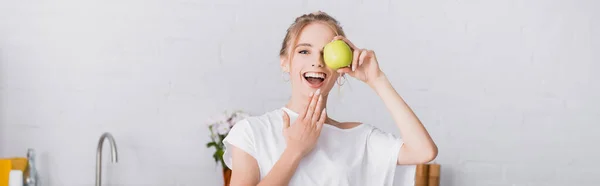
279;11;346;57
279;11;350;97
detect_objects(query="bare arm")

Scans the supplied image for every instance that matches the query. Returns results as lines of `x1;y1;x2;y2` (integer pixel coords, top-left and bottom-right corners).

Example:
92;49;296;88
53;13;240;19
331;34;438;165
229;146;302;186
257;149;303;186
368;73;438;165
229;146;260;186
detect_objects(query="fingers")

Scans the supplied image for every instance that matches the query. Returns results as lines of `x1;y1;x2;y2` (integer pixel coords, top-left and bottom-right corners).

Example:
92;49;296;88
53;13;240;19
352;49;361;72
298;91;313;119
303;89;321;121
360;50;372;66
337;68;354;78
333;36;368;72
337;67;352;73
311;94;324;124
282;111;290;129
337;49;372;76
332;35;344;42
359;49;369;68
333;35;359;51
316;109;327;131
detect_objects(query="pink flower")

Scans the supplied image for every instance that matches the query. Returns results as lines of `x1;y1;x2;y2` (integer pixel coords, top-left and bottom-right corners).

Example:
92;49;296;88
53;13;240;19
216;122;231;135
206;110;251;136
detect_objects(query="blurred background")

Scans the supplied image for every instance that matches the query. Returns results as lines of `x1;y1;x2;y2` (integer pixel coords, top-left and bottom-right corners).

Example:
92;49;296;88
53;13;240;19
0;0;598;185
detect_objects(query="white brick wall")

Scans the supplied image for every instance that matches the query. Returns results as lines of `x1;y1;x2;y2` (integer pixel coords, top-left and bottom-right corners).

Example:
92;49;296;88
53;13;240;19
1;0;598;185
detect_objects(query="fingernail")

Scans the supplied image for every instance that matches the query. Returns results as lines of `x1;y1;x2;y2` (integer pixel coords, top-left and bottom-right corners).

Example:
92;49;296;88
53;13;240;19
309;91;314;97
315;89;321;95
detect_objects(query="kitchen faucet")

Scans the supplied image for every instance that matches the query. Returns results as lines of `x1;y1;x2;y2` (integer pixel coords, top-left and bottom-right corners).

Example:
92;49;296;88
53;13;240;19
95;132;119;186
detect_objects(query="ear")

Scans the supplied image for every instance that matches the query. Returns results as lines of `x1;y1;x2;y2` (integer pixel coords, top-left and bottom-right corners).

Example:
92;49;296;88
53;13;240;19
280;55;290;72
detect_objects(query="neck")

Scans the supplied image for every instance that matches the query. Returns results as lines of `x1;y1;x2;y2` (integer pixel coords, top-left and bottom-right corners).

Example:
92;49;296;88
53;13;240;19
285;90;328;114
285;90;338;124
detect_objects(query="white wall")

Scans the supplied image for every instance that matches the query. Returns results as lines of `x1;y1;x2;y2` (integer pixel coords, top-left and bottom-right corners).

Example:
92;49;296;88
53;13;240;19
1;0;598;185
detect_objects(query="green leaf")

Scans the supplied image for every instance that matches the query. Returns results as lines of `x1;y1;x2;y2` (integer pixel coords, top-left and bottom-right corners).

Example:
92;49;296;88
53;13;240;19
217;148;225;157
206;142;217;148
213;151;221;163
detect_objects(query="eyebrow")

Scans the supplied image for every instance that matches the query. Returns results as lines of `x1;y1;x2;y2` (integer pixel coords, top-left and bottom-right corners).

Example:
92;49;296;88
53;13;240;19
295;43;312;48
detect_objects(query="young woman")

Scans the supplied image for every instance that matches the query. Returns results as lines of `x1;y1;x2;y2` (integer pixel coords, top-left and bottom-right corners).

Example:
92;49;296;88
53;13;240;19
222;11;437;186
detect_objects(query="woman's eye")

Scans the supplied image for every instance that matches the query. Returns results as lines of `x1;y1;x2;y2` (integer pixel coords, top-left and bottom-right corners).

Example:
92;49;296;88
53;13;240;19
298;50;309;54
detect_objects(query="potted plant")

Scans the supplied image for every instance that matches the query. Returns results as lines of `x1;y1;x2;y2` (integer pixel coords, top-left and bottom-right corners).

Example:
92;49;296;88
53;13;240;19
206;110;250;186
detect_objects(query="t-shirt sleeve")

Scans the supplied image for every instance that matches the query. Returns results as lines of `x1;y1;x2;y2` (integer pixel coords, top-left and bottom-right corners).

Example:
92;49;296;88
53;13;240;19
365;126;404;184
222;119;257;170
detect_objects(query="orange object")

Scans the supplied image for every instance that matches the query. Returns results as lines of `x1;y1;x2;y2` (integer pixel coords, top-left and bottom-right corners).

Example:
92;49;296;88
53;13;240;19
414;163;441;186
428;164;441;186
415;164;429;186
9;158;27;173
223;167;232;186
0;159;12;186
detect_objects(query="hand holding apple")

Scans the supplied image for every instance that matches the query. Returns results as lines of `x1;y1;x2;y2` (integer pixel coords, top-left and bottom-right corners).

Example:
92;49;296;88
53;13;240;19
328;36;384;86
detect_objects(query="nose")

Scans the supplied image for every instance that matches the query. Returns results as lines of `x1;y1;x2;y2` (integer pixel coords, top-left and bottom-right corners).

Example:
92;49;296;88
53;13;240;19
314;52;326;67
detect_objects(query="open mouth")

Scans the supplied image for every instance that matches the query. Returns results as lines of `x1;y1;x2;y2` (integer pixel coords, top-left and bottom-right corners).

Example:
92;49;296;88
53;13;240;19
303;72;326;87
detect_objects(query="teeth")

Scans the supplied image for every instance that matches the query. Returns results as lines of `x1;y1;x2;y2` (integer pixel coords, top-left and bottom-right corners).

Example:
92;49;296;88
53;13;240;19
304;72;326;79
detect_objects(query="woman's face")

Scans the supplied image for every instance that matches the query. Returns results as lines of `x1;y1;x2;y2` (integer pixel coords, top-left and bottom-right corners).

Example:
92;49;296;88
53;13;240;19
282;22;340;97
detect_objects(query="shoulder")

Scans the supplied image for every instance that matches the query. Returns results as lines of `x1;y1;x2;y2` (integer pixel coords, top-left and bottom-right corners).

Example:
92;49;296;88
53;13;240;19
222;108;284;157
365;124;400;140
338;122;401;144
326;120;374;132
361;124;403;151
230;108;285;132
336;121;364;130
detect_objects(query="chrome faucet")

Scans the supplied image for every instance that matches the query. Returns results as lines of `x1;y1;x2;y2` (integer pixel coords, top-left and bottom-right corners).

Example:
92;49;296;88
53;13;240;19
95;132;119;186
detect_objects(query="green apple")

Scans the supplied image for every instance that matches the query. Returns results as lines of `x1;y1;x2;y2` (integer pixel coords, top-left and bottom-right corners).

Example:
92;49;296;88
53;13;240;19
323;40;353;70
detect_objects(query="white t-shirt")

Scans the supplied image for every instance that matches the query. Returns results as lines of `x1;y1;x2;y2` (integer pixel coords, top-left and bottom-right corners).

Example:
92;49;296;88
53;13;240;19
222;107;404;186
